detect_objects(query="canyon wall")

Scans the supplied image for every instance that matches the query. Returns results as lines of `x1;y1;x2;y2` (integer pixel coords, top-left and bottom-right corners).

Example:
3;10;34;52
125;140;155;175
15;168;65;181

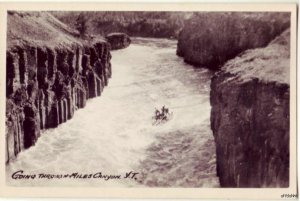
177;13;290;70
53;11;191;39
6;12;112;163
210;29;290;187
105;33;131;50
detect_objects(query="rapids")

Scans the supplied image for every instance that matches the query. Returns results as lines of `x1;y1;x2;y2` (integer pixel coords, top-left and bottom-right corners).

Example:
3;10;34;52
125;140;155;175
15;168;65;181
6;38;219;187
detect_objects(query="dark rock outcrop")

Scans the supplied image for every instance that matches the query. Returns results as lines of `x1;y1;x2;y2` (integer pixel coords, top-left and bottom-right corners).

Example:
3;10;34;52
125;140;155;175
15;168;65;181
210;29;290;187
105;33;131;50
177;12;290;70
6;12;112;164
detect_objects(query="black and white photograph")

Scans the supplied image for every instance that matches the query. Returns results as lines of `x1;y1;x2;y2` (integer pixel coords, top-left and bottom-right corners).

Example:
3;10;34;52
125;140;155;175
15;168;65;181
0;2;297;200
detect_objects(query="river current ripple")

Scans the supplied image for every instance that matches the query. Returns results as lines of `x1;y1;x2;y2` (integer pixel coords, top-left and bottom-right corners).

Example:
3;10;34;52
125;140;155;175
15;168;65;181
6;38;219;187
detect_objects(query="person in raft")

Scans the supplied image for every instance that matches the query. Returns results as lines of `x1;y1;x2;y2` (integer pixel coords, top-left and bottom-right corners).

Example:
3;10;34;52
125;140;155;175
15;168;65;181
154;106;170;121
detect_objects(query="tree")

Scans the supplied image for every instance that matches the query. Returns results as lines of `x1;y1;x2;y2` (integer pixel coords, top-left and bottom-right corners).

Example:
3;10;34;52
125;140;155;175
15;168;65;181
75;12;88;38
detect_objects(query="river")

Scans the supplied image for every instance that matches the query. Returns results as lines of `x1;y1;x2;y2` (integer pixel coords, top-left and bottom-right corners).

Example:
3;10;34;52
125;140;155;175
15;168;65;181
6;38;219;187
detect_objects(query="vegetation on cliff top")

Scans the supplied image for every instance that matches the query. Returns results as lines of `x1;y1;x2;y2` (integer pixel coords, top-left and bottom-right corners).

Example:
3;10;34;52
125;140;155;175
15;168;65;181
52;11;192;39
223;28;290;84
7;11;105;50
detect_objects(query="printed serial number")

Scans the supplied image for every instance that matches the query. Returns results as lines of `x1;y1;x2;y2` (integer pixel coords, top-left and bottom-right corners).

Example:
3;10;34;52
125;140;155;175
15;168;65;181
281;194;298;198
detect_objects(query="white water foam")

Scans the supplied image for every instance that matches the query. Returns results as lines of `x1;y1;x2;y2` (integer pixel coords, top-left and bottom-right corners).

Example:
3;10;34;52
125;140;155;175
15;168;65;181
6;38;219;187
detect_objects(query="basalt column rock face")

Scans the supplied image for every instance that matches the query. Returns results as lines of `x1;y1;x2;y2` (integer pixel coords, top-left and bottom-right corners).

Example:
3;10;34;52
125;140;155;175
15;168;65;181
5;41;112;164
177;12;290;70
210;29;290;187
105;33;131;50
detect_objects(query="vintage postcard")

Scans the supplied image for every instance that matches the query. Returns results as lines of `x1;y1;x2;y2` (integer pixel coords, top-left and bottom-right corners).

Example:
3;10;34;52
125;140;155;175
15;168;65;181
0;2;297;200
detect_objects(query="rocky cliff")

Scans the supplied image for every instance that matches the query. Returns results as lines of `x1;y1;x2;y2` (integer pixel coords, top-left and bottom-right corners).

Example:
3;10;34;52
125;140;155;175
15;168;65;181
105;33;131;50
210;29;290;187
177;13;290;70
6;12;112;163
